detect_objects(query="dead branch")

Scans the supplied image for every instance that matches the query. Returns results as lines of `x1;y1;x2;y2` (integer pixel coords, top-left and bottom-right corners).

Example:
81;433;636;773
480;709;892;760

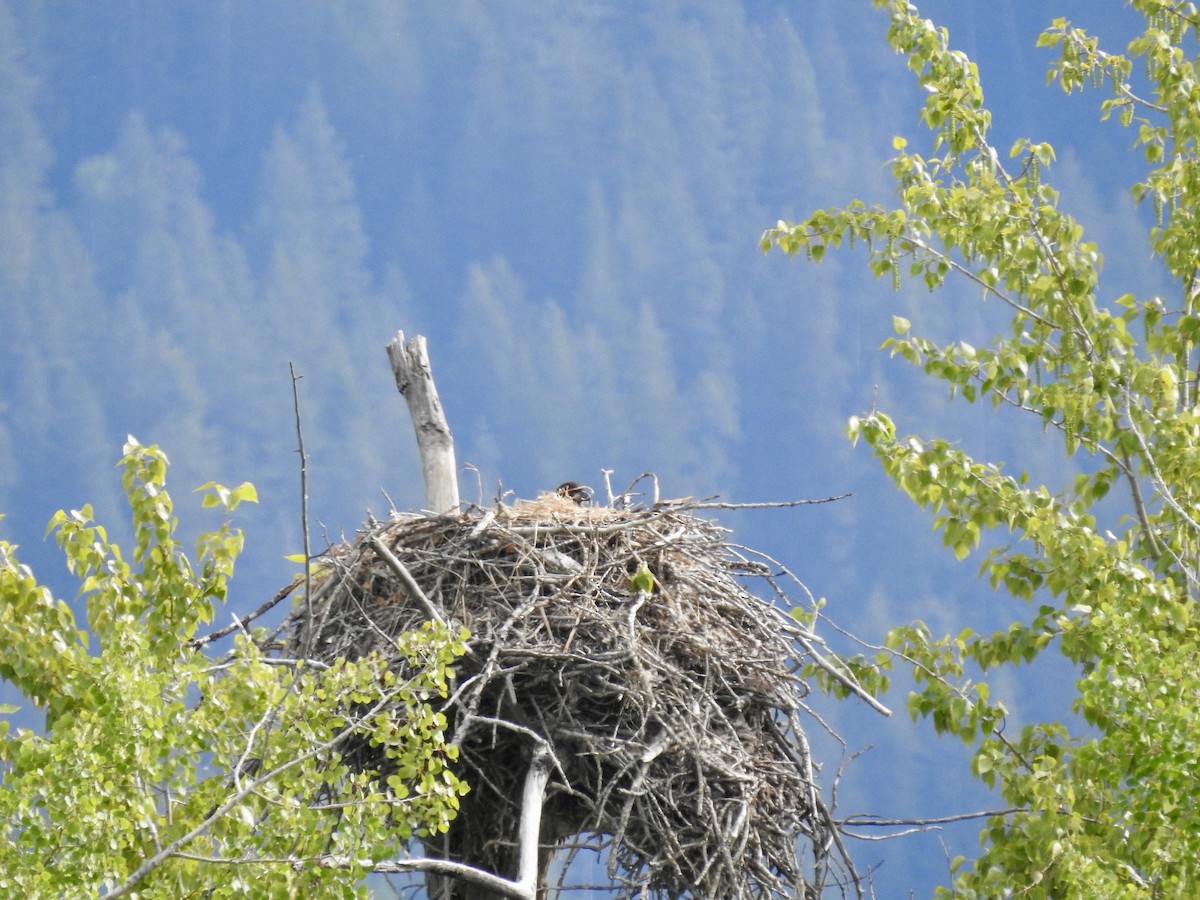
386;331;460;514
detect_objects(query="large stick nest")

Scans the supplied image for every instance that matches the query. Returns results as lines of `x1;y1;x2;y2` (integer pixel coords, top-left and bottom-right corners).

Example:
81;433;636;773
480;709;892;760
286;492;852;898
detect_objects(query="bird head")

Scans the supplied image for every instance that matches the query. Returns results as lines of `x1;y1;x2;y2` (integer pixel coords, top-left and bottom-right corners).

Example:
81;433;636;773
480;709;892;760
555;481;594;505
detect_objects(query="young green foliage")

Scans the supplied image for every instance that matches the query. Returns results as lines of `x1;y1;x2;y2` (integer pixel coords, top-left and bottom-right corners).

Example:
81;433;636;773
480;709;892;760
629;560;657;595
0;438;468;898
766;1;1200;896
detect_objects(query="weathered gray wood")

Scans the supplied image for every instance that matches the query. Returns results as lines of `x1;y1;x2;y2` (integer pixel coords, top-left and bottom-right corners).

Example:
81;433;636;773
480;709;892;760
514;747;553;897
385;332;561;899
396;747;553;900
386;331;460;514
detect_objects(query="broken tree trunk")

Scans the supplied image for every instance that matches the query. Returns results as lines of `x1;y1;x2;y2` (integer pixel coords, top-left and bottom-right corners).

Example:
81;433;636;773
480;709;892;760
386;331;460;514
385;332;557;899
426;747;556;900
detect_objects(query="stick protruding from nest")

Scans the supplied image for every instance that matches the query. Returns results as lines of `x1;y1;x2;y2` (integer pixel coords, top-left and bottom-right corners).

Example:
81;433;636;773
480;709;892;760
386;331;459;514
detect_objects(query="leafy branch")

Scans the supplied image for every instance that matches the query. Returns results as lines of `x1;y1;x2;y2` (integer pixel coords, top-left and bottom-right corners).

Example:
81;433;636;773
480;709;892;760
0;439;468;897
765;0;1200;894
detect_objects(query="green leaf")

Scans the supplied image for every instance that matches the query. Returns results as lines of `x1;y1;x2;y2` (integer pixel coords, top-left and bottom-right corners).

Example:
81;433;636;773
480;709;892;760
629;561;656;595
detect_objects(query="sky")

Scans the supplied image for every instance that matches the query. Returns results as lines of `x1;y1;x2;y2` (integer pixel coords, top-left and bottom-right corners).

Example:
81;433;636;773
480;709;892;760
0;1;1171;895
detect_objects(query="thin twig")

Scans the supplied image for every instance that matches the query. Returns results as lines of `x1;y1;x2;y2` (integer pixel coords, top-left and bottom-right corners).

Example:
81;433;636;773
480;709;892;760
686;494;851;510
839;807;1024;841
839;807;1023;828
189;578;301;649
290;362;315;660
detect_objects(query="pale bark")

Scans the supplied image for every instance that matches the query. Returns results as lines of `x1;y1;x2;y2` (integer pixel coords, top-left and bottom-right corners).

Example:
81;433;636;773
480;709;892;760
386;331;460;514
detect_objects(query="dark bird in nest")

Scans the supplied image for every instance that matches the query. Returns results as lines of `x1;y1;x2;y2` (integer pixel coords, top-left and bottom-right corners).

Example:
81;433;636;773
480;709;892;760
556;481;593;505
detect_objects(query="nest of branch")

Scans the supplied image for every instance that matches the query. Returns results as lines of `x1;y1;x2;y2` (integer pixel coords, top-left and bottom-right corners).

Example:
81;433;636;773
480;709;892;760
286;493;844;898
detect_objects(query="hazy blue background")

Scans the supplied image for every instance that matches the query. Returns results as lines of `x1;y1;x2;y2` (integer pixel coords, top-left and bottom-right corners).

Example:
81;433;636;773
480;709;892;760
0;1;1167;895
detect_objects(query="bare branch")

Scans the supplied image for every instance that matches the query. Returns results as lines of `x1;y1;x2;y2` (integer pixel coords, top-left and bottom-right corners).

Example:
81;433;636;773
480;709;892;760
189;578;301;649
686;494;852;510
387;331;460;514
839;807;1025;841
366;534;448;627
290;363;316;660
